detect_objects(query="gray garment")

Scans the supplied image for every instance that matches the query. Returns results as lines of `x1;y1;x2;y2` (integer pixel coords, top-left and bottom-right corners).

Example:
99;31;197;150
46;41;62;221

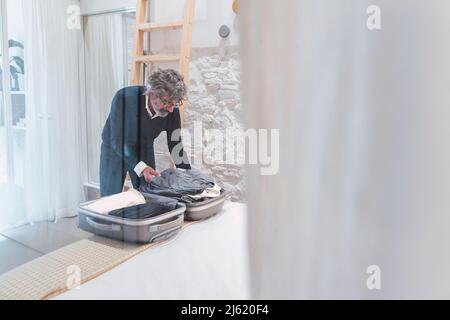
140;168;216;202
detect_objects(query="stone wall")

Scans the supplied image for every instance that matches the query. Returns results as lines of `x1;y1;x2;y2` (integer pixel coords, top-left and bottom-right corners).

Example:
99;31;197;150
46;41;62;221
153;47;246;202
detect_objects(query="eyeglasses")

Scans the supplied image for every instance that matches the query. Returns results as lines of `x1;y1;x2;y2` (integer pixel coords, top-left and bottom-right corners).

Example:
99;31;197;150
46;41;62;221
158;97;183;109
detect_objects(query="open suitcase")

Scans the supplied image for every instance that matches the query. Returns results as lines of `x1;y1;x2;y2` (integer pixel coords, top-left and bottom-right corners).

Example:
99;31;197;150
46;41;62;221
141;188;232;221
78;193;186;244
182;188;232;221
138;168;233;221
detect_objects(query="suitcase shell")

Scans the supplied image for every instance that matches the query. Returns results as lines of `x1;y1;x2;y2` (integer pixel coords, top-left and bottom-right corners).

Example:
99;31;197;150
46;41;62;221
77;195;186;244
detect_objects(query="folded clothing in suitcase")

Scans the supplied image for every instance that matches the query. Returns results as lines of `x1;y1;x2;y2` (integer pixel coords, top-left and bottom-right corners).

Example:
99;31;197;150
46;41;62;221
78;193;186;244
140;168;216;202
140;168;231;221
82;189;146;214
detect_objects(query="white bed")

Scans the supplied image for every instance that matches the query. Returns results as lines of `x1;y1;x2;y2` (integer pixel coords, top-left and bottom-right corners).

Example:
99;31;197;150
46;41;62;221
55;202;251;300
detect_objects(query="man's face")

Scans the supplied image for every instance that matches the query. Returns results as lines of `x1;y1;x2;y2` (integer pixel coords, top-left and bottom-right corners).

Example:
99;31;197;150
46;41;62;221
150;92;181;115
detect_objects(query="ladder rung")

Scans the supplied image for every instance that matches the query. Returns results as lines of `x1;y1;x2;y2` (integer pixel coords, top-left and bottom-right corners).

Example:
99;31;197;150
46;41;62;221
137;22;184;32
135;54;181;63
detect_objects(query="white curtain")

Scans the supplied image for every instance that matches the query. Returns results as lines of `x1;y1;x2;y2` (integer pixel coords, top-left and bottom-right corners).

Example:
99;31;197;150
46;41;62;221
243;0;450;299
84;14;125;185
23;0;84;222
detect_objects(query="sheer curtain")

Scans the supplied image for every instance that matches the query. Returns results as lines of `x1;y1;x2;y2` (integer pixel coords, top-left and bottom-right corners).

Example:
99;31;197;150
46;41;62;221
23;0;84;223
0;0;27;230
243;0;450;299
84;14;125;185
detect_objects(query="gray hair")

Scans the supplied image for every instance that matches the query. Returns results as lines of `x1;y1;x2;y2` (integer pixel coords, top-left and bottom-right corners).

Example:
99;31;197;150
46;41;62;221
144;68;187;102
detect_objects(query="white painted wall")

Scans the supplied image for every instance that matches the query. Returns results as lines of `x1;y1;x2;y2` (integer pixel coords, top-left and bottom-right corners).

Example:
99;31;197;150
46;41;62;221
80;0;240;48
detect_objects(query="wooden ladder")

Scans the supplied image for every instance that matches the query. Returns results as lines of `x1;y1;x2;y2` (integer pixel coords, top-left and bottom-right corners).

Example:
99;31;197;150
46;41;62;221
131;0;196;125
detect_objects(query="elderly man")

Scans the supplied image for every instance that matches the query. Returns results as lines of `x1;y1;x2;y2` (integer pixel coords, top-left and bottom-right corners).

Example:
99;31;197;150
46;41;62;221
100;69;191;197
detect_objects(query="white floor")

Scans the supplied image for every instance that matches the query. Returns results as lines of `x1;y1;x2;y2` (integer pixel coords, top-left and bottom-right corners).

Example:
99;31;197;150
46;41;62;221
55;202;251;300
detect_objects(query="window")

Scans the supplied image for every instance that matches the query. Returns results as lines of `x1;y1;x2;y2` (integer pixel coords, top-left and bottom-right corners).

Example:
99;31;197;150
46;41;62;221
0;0;26;230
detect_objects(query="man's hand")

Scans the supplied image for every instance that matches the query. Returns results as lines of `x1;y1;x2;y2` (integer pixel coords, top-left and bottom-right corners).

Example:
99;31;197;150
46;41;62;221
142;167;161;183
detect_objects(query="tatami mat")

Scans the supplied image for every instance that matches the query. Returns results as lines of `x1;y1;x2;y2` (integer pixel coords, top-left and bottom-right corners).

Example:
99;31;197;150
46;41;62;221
0;221;198;300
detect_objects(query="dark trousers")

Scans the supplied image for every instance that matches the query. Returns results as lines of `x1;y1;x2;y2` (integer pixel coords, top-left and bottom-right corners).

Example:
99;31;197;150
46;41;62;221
99;143;142;197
